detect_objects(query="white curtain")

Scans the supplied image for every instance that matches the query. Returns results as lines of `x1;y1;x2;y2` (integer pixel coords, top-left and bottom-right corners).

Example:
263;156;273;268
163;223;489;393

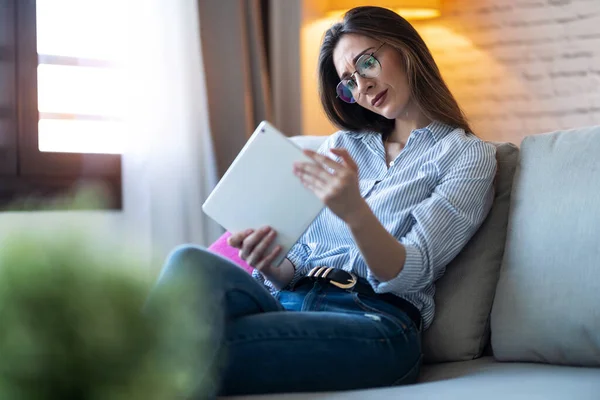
123;0;222;266
197;0;274;177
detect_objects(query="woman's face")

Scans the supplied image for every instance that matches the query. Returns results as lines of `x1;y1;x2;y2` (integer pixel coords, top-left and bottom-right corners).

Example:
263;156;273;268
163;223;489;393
332;34;411;120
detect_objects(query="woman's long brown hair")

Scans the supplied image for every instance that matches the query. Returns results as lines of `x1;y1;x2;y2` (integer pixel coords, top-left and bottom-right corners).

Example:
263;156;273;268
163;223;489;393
318;6;472;136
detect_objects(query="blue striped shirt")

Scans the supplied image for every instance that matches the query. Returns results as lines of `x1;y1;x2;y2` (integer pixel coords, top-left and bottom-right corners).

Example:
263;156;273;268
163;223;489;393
253;121;497;330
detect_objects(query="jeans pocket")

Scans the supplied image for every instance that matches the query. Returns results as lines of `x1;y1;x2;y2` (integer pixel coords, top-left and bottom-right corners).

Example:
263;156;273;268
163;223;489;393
351;293;409;332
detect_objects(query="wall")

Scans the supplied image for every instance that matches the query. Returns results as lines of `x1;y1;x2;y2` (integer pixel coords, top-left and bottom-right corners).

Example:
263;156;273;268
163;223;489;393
416;0;600;143
271;0;304;136
300;0;600;144
301;0;339;136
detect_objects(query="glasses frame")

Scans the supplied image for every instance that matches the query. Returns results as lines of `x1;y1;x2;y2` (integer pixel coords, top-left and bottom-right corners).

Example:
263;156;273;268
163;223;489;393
336;43;385;104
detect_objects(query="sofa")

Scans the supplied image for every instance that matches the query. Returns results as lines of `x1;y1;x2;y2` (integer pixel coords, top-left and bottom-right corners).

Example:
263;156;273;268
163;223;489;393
222;125;600;399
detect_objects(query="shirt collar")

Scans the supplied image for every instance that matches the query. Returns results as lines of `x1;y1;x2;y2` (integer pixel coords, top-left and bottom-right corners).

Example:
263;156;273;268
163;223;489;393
423;120;455;142
346;120;456;142
345;130;372;140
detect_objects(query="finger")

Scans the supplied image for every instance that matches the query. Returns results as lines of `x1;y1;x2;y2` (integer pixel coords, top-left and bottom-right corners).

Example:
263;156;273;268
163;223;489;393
330;148;358;172
239;226;271;259
299;175;325;194
294;162;331;183
303;149;344;172
227;228;254;248
297;169;327;189
255;245;282;271
247;229;277;267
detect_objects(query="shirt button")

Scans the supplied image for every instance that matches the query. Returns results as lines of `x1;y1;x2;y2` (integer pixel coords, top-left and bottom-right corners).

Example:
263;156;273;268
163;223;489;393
389;161;395;166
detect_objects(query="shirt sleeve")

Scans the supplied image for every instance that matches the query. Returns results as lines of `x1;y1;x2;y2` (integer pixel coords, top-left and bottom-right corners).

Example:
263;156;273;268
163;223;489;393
251;241;312;292
364;140;498;294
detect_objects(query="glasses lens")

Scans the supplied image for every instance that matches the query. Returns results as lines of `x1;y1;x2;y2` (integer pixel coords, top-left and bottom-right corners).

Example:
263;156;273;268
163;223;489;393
336;81;356;103
356;55;381;78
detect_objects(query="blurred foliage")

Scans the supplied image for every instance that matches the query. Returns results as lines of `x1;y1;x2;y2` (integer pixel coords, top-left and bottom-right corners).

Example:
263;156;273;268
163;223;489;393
0;192;216;399
3;182;112;212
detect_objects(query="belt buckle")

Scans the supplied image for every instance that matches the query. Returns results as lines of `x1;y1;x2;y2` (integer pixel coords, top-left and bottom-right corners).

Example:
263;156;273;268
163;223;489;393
330;273;357;290
308;266;357;290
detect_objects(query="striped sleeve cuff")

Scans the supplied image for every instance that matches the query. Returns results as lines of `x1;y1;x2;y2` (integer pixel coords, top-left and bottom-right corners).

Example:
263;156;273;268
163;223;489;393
251;268;277;294
252;243;309;292
286;242;308;270
366;244;424;294
282;243;310;290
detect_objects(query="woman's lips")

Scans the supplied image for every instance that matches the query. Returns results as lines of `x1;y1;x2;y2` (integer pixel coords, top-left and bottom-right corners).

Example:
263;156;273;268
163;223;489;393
372;89;388;107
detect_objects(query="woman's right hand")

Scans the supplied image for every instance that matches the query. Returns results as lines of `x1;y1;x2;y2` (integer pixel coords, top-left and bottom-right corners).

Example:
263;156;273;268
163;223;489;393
227;226;282;276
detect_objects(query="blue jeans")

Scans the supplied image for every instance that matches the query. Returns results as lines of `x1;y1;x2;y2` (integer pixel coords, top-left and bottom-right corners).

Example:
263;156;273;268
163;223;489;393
153;245;422;397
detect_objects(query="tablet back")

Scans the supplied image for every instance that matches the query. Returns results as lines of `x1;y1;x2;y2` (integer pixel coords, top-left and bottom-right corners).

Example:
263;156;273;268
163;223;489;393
202;121;324;267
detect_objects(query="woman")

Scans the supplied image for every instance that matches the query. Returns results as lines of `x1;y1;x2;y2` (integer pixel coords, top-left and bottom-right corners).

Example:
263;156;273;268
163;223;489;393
155;6;497;397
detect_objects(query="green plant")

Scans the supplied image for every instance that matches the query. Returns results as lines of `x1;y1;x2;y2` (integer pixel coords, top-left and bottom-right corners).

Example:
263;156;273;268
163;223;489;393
0;226;214;399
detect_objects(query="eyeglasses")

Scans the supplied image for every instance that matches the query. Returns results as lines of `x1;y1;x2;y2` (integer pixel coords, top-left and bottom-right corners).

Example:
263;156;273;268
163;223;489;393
336;43;385;104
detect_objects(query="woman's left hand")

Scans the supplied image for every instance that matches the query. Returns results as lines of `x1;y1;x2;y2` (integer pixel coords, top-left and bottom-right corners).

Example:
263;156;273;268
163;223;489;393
293;148;367;223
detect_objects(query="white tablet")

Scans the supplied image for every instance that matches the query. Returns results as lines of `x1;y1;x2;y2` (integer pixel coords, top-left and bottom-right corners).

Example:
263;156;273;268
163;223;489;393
202;121;324;267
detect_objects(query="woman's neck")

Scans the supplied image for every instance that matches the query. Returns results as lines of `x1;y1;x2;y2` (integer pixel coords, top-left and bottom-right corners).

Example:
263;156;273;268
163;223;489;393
390;101;431;144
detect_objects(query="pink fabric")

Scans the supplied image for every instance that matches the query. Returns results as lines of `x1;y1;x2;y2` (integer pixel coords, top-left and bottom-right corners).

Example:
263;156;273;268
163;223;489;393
208;232;253;274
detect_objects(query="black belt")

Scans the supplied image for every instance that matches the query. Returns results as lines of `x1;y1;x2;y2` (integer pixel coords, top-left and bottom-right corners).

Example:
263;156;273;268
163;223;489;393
294;267;422;331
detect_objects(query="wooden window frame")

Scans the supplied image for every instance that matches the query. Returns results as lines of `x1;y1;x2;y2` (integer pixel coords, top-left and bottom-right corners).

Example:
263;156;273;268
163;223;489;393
0;0;18;177
0;0;122;209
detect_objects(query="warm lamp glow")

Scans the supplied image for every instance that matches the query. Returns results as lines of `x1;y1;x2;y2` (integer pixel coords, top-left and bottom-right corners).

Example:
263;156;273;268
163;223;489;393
392;7;440;19
325;0;441;20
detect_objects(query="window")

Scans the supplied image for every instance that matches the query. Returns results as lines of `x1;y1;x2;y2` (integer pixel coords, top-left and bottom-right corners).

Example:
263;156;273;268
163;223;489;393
0;0;123;209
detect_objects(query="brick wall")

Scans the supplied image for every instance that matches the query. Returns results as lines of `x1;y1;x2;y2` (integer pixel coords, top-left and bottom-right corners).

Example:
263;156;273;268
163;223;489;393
414;0;600;144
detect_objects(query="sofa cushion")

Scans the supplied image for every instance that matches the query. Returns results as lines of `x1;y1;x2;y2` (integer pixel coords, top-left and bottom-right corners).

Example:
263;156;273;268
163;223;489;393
419;357;600;388
223;358;600;399
491;126;600;366
422;142;519;363
419;356;500;383
289;135;328;151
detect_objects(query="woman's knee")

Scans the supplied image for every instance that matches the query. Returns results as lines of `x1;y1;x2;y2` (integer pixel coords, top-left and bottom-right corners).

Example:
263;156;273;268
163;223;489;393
160;244;246;283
